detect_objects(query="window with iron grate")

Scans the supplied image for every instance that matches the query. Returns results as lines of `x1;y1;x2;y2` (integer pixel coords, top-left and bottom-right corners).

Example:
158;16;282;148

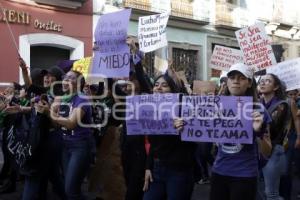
172;48;198;84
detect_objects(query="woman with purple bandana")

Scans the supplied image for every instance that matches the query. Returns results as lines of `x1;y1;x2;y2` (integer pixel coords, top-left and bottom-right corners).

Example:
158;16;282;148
51;70;93;200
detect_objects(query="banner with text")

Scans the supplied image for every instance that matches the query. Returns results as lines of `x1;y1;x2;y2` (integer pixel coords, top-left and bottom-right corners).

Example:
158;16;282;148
138;12;169;53
210;45;244;71
126;93;180;135
267;58;300;91
235;22;276;72
181;96;253;144
92;9;131;78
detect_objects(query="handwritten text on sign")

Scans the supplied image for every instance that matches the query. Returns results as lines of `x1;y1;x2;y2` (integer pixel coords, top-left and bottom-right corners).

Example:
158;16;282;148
92;9;131;78
181;96;253;144
138;12;169;53
126;93;180;135
235;23;276;72
267;58;300;91
210;45;244;71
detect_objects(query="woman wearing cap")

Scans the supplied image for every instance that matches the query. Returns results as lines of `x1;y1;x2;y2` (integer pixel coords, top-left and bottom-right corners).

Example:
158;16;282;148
143;69;196;200
51;70;93;200
258;73;291;200
206;63;272;200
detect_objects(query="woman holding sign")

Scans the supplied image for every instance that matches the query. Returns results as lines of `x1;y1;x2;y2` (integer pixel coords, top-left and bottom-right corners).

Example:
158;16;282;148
206;63;272;200
143;69;196;200
258;73;291;200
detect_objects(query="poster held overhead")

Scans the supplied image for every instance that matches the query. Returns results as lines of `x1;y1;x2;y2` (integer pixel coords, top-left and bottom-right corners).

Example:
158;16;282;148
266;58;300;91
210;45;243;71
235;22;276;72
92;9;131;78
138;12;169;53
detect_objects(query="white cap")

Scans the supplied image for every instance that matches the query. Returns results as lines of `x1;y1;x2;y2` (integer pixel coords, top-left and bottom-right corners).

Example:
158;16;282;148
227;63;254;79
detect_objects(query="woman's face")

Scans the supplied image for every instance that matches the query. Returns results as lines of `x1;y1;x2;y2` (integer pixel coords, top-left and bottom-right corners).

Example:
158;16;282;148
43;74;56;88
153;77;171;94
287;90;298;100
258;74;278;95
227;72;251;96
62;71;77;93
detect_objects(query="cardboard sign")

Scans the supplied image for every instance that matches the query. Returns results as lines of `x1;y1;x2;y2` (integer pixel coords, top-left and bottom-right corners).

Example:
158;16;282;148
92;9;131;78
181;96;253;144
138;12;169;53
126;93;180;135
193;81;216;95
266;58;300;91
210;45;244;71
235;22;276;72
72;57;92;79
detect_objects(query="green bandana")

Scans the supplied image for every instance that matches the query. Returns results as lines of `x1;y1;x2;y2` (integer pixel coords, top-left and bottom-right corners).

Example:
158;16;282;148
61;94;76;103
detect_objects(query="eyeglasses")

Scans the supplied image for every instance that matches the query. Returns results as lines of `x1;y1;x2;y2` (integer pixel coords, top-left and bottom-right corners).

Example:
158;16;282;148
258;79;272;85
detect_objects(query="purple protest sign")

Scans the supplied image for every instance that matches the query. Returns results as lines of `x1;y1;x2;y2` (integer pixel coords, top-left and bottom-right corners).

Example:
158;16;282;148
181;96;253;144
126;93;180;135
92;9;131;78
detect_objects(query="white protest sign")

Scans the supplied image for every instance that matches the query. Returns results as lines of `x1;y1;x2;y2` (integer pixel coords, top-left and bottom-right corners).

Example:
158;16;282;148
210;45;244;71
235;22;277;72
266;58;300;91
138;12;169;53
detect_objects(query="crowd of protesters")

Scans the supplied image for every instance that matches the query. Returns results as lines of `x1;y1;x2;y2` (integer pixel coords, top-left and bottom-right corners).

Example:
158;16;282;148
1;37;300;200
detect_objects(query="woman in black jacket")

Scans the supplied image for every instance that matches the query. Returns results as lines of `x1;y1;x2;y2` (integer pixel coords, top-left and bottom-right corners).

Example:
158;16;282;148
143;69;195;200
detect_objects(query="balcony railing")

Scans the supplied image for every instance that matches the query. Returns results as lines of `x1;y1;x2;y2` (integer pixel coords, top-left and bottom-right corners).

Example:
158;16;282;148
215;2;249;28
33;0;87;9
123;0;209;22
171;1;193;19
123;0;152;12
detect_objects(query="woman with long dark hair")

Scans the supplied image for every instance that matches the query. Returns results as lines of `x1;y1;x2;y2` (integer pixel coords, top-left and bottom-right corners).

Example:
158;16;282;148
259;73;291;200
206;63;271;200
143;69;195;200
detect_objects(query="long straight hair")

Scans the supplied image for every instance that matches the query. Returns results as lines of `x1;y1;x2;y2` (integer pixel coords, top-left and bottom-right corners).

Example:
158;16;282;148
266;73;286;100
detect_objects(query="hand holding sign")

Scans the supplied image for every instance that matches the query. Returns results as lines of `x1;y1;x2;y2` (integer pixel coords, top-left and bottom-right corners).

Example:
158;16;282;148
252;111;263;132
126;37;138;55
173;118;185;132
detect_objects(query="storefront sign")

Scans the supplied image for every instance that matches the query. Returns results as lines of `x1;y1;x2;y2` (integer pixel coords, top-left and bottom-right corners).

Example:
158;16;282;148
0;8;62;32
34;19;62;32
0;9;30;24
